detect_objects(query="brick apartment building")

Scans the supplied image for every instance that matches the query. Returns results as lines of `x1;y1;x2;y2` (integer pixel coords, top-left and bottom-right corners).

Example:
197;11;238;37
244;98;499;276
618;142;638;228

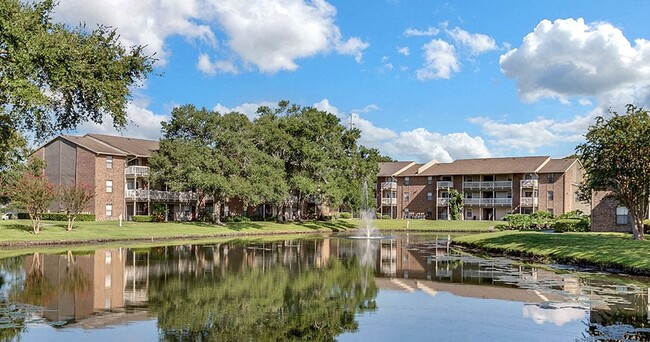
376;156;590;220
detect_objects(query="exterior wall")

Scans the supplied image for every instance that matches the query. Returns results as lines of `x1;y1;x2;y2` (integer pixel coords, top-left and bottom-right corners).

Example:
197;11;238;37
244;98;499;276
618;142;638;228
401;176;433;218
566;163;591;214
590;191;633;232
94;155;125;221
76;148;97;214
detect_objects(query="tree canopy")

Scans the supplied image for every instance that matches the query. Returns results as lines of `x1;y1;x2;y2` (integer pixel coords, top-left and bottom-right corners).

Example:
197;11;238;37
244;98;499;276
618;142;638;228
576;104;650;240
0;0;153;166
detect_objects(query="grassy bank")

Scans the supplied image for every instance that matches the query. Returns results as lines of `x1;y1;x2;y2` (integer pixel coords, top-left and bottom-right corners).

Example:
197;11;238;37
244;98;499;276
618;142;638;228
454;231;650;275
0;218;492;247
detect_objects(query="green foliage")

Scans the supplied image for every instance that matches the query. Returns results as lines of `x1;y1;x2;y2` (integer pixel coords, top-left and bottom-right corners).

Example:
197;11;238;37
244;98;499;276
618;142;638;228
58;184;94;231
554;219;590;233
558;210;588;220
132;215;152;222
576;104;650;240
0;0;154;142
339;212;352;219
17;212;94;221
151;202;166;223
223;215;251;223
530;211;554;228
448;189;463;220
381;214;391;220
503;214;533;230
7;170;56;234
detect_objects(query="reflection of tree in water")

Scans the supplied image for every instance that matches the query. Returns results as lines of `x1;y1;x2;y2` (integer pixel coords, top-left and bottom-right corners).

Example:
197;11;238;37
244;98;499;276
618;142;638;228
148;258;377;341
9;253;53;306
584;288;650;341
61;251;90;295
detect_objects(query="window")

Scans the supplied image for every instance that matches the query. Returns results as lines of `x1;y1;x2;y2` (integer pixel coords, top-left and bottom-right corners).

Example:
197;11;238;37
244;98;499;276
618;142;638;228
547;191;554;201
106;180;113;193
404;177;410;185
616;206;629;225
547;174;555;183
427;176;432;185
466;209;473;220
427;192;433;201
106;156;113;169
403;192;410;202
464;192;473;198
106;204;112;217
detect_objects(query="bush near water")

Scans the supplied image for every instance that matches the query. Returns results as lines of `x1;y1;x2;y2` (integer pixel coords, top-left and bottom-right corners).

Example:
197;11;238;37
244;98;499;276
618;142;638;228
495;210;590;232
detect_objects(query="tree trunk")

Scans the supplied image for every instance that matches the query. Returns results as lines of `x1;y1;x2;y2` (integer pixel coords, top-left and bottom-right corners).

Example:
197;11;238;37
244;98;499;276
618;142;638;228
213;199;223;225
633;215;645;240
67;216;76;231
296;192;303;222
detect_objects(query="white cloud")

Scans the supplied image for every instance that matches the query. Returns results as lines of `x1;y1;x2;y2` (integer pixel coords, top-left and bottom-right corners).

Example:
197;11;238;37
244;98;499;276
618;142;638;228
446;26;497;55
404;27;440;37
76;101;167;141
397;46;410;56
351;104;379;113
53;0;216;65
197;54;238;75
213;101;277;120
313;98;343;117
416;39;460;80
522;305;586;326
500;18;650;107
212;0;368;73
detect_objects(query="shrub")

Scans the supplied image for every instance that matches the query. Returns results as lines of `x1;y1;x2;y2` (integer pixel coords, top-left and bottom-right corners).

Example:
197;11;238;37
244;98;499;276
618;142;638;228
530;211;554;228
554;218;590;232
17;212;95;221
503;214;533;229
381;214;391;220
339;212;352;219
495;222;510;230
224;215;251;223
558;210;587;220
132;215;152;222
151;203;166;222
644;219;650;234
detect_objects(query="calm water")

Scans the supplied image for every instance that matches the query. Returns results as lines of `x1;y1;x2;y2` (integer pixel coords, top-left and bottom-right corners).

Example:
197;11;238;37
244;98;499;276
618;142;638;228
1;233;649;341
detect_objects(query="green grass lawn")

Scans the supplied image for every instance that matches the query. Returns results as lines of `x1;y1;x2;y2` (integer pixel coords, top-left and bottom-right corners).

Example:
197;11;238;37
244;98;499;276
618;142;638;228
454;231;650;274
0;218;494;247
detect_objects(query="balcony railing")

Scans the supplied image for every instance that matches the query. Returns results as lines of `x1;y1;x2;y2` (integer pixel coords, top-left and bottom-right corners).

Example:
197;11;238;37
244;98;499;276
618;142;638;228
125;189;199;202
520;197;539;207
125;166;150;177
464;198;512;206
463;181;512;190
381;182;397;190
436;181;453;188
437;198;449;206
520;179;539;188
381;198;397;206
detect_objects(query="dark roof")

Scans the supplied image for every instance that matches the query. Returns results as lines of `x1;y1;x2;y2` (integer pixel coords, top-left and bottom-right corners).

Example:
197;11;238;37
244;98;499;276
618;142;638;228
87;134;159;157
387;156;552;176
397;163;425;176
378;162;415;176
60;135;128;156
538;158;578;173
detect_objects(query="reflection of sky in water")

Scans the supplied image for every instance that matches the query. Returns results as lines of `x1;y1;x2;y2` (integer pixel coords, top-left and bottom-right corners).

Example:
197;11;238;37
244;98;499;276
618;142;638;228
522;304;587;326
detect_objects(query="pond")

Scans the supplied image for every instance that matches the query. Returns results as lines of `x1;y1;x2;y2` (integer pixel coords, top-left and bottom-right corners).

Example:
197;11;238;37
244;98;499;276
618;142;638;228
0;233;649;341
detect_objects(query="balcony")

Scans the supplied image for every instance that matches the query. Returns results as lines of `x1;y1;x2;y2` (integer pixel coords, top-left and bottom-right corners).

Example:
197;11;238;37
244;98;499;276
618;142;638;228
381;182;397;190
125;189;199;202
437;198;449;206
436;181;453;188
520;179;539;188
464;198;512;206
463;181;512;190
381;198;397;206
125;166;150;177
520;197;539;207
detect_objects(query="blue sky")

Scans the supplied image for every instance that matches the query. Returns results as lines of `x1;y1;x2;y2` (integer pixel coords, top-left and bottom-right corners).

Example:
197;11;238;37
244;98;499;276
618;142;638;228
52;0;650;162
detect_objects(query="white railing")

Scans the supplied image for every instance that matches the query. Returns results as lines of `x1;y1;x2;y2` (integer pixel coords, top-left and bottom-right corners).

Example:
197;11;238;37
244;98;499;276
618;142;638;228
520;197;539;207
437;198;449;206
436;181;453;188
125;189;199;202
463;181;512;190
381;198;397;206
463;198;512;206
125;166;150;177
520;179;539;188
381;182;397;190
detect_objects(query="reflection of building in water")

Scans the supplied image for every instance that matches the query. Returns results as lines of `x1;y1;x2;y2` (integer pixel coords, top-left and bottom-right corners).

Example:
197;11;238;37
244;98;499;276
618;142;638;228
21;250;127;323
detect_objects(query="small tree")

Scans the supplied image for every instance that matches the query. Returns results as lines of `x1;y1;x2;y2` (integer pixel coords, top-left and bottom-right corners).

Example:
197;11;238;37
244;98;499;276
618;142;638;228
576;104;650;240
9;173;56;234
59;184;94;231
449;189;464;220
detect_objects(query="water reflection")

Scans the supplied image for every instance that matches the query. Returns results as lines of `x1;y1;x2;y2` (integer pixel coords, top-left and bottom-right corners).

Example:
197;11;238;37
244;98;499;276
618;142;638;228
0;235;649;341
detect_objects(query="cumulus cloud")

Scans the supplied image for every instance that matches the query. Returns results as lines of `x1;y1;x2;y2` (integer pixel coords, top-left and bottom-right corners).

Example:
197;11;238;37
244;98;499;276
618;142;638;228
53;0;216;65
397;46;410;56
446;26;497;55
211;0;369;73
197;54;238;75
500;18;650;106
522;305;586;326
404;27;440;37
313;98;343;117
76;101;167;141
416;39;460;80
213;101;277;120
54;0;367;73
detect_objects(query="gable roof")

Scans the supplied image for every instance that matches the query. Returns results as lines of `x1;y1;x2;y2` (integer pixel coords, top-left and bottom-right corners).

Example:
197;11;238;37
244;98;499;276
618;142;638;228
378;161;416;177
60;135;128;156
385;156;553;177
87;134;159;157
538;158;578;173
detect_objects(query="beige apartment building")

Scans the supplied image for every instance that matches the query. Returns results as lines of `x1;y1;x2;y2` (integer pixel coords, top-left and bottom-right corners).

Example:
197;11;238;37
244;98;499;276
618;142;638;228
377;156;589;220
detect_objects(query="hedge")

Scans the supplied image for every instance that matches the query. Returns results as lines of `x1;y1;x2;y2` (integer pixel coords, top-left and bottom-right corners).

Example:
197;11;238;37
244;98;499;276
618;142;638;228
132;215;153;222
554;218;590;232
339;212;352;219
17;212;95;221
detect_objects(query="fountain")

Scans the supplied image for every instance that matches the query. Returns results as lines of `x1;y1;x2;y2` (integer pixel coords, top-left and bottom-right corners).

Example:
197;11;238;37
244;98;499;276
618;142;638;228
349;180;385;239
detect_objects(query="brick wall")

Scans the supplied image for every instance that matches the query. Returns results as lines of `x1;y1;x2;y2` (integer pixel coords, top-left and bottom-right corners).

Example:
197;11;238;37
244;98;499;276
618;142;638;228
94;155;125;221
591;191;633;232
401;176;434;218
76;148;96;214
